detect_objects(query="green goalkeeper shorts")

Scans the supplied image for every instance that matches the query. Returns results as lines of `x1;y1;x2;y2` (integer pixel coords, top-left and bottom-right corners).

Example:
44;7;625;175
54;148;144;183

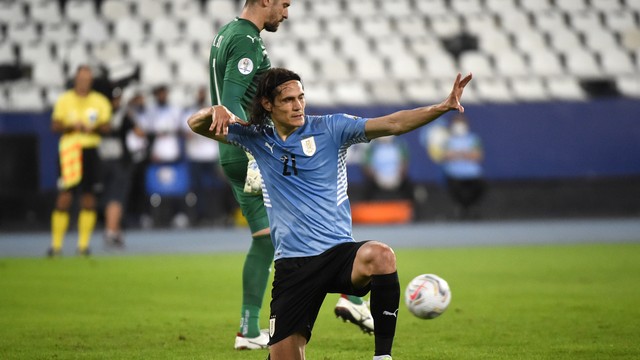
221;160;270;234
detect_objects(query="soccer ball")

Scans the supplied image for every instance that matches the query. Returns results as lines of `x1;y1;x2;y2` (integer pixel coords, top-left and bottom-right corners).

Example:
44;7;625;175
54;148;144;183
404;274;451;319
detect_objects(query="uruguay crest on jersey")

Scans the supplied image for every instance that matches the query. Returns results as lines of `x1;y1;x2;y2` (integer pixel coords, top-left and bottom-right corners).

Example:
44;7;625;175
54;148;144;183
301;136;316;156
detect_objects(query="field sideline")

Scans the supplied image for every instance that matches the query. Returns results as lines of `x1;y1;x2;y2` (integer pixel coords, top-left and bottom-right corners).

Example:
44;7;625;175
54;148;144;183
1;219;639;359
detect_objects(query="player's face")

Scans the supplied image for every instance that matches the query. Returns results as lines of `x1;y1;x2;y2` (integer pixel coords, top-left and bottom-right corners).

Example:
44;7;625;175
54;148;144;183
266;80;305;133
264;0;290;32
74;68;93;95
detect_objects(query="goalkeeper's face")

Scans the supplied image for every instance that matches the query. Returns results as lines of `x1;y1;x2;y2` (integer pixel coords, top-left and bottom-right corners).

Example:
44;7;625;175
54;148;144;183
264;0;290;32
262;80;305;130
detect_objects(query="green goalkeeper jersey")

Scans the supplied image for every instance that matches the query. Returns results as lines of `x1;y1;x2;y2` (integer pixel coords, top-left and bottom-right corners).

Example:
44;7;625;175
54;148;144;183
209;17;271;165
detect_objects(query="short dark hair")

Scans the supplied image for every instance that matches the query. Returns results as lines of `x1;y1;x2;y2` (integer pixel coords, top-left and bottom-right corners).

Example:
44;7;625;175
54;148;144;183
250;68;302;126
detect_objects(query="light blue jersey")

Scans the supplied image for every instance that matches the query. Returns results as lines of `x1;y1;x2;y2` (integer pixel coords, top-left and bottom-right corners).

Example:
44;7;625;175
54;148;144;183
227;114;369;260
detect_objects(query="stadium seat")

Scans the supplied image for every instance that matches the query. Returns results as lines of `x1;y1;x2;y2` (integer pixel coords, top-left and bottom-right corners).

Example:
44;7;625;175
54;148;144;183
318;56;353;81
57;42;91;72
309;0;343;19
408;36;447;57
205;0;239;23
19;41;54;65
485;0;518;14
396;15;428;39
0;43;16;64
369;80;406;105
477;30;512;55
599;49;636;76
345;0;378;19
135;0;167;20
169;0;201;21
548;28;583;53
459;51;495;79
93;40;126;65
512;31;548;55
555;0;588;12
333;81;370;106
450;0;483;14
423;53;458;80
174;58;208;87
42;22;75;48
303;37;337;61
546;76;587;101
590;0;624;11
519;0;553;13
325;16;357;38
29;0;62;25
7;22;40;44
534;11;569;33
113;17;147;43
603;10;637;32
338;36;374;60
162;40;195;63
301;81;334;107
76;19;110;44
148;17;183;43
474;78;515;103
101;0;133;22
528;50;565;77
6;83;46;111
616;76;640;98
0;2;26;27
494;52;529;78
510;78;550;102
388;55;422;81
31;61;65;87
360;15;394;38
64;0;98;22
564;49;602;78
464;13;499;34
353;57;387;82
583;29;620;52
496;11;533;34
374;37;409;58
429;14;462;38
404;79;447;103
183;17;214;43
415;0;450;16
281;55;318;83
569;10;604;33
139;58;173;87
127;41;160;63
288;18;323;39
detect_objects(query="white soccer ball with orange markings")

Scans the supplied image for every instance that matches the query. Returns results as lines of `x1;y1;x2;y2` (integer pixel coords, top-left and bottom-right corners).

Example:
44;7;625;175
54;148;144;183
404;274;451;319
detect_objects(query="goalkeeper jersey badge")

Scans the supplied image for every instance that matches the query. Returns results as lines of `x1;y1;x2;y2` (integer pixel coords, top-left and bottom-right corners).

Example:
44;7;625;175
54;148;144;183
238;58;253;75
301;137;316;156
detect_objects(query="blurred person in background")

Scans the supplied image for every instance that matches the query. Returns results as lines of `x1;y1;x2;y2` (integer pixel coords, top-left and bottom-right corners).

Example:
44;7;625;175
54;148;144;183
442;113;485;219
181;86;233;226
48;65;112;257
209;0;373;349
138;85;188;228
98;87;145;248
361;136;414;203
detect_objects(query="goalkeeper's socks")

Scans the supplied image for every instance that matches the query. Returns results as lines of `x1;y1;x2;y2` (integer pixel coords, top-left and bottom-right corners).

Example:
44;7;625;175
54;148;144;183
370;272;399;357
239;234;274;337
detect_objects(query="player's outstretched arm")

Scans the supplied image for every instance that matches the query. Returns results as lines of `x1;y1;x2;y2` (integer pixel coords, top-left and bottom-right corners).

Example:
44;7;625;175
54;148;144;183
365;73;472;140
187;105;247;142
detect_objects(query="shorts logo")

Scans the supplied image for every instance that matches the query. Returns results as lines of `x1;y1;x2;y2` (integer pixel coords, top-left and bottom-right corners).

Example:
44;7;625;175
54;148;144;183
238;58;254;75
269;316;276;337
301;136;316;156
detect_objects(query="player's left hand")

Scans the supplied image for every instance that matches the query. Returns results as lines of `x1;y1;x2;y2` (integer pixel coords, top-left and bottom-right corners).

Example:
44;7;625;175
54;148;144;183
208;105;248;135
443;73;473;113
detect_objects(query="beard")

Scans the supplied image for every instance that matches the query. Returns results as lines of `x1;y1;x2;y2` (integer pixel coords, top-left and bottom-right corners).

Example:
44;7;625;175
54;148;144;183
264;20;281;32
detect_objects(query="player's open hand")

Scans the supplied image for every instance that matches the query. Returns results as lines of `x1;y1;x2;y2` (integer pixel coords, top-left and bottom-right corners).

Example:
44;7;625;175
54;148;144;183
443;73;473;113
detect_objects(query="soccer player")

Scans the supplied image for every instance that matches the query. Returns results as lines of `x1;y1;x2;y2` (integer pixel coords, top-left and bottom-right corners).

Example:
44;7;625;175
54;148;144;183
188;68;473;360
208;0;372;349
48;65;112;256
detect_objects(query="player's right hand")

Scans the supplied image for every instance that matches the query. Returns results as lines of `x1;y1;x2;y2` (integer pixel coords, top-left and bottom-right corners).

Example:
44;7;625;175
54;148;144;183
209;105;248;136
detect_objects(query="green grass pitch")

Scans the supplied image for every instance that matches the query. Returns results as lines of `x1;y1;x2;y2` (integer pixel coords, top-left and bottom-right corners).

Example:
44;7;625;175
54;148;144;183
1;243;639;359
